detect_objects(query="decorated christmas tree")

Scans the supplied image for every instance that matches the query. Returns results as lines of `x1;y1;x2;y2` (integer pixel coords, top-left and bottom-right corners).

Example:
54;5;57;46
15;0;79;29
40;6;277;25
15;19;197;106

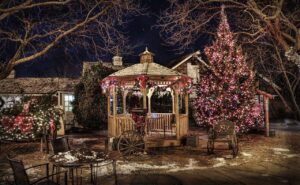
193;5;263;133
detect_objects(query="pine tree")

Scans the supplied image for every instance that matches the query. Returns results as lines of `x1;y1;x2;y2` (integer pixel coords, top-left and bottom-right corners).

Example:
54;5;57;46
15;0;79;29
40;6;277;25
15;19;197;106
193;5;263;133
73;63;115;129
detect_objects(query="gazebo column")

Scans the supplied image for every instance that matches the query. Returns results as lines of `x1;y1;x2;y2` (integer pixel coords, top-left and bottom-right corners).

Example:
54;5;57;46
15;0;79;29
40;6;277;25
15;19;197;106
142;88;147;109
107;92;111;137
171;91;175;114
123;90;128;114
147;96;151;114
112;86;117;137
264;97;270;137
147;87;154;114
183;93;189;136
174;89;180;140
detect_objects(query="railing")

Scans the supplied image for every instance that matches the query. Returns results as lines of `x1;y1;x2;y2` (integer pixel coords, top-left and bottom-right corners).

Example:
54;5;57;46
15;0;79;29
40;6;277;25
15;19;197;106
115;115;135;136
146;113;175;138
108;113;189;139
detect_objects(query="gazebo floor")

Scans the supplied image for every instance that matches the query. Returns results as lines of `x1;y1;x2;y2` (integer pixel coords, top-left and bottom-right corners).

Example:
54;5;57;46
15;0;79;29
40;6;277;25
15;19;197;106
144;136;180;148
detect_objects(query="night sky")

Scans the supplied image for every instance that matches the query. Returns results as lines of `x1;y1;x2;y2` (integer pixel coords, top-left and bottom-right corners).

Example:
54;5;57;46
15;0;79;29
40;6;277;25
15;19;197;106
16;0;206;78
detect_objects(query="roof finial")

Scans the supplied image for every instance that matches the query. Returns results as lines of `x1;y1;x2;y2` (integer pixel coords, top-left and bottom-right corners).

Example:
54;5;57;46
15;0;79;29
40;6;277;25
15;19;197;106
145;47;148;52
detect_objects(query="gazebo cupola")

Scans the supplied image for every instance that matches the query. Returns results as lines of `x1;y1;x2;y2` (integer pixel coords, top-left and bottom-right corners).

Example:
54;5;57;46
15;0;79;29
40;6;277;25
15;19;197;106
101;47;193;147
139;47;154;63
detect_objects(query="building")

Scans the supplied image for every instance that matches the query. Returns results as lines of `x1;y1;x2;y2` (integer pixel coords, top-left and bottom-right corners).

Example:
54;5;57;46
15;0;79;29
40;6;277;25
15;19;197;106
0;72;79;134
0;55;128;134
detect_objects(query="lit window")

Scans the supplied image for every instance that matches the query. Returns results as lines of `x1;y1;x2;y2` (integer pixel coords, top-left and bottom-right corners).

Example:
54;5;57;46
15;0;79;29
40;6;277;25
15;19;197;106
64;94;74;112
1;96;22;109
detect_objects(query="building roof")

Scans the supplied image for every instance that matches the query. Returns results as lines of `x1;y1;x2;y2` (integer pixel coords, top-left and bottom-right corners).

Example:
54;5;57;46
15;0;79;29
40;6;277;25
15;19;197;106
108;62;183;78
167;50;281;91
167;50;209;69
0;78;79;94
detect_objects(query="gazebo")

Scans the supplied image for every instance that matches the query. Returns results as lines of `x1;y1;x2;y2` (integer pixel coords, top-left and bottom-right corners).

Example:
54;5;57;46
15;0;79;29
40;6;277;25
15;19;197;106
101;48;192;148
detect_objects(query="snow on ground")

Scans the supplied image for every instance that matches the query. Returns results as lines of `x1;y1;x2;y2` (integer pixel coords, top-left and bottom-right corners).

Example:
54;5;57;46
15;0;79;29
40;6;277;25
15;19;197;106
212;158;226;167
92;157;239;176
241;152;253;157
272;148;299;158
272;148;290;152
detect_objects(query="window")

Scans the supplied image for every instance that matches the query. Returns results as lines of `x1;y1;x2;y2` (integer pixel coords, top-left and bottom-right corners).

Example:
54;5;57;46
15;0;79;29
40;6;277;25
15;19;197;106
64;94;74;112
151;88;172;113
126;91;144;113
179;94;186;114
116;89;123;114
1;96;22;109
187;63;200;84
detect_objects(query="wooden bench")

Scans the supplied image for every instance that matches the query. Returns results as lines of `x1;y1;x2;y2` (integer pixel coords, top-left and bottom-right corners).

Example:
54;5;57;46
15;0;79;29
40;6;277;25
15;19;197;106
207;120;239;157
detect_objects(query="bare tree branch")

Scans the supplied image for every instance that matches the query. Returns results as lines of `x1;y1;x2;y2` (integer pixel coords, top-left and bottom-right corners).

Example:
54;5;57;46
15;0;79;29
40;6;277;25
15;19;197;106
0;0;143;79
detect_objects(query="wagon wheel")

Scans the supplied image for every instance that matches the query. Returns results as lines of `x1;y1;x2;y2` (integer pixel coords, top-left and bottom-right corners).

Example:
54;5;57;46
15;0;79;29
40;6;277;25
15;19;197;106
117;130;145;158
207;127;215;154
231;134;239;157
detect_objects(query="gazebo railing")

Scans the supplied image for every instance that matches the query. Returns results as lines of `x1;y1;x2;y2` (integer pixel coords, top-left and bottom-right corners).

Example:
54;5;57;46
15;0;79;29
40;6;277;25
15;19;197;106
146;113;175;138
115;115;135;136
111;113;176;138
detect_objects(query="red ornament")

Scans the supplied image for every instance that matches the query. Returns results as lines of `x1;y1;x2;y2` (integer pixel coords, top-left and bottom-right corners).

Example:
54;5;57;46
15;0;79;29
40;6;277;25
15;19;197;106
136;75;149;88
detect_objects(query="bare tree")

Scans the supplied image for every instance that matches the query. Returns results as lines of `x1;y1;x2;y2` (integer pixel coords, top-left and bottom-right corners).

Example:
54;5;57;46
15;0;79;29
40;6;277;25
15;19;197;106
157;0;300;69
255;43;300;118
0;0;143;80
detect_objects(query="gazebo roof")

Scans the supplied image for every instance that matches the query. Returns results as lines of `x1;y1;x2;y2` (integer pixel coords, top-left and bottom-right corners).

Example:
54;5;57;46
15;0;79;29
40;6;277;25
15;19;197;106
108;62;183;78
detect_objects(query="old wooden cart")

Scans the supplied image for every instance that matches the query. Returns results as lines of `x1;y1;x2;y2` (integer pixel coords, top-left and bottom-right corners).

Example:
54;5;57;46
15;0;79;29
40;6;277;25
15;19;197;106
102;48;192;155
207;120;239;157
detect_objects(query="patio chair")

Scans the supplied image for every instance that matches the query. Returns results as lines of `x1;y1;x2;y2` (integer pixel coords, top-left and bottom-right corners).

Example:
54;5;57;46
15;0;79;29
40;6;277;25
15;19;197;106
50;137;72;175
50;137;70;155
7;156;67;185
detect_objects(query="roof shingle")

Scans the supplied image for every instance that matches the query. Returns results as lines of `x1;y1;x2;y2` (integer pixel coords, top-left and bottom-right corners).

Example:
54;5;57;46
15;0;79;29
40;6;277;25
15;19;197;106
0;78;79;94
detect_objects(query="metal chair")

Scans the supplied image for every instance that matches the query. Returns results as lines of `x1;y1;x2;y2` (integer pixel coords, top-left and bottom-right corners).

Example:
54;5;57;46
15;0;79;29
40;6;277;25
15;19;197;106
7;156;67;185
50;137;70;155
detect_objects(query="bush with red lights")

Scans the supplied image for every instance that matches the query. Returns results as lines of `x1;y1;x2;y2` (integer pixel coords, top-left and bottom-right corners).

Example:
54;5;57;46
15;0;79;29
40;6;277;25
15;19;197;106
0;96;62;140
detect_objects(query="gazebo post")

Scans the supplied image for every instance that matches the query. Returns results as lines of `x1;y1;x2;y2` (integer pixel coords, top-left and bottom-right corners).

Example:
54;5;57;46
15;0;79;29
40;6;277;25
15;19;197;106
184;93;189;136
264;97;270;137
174;88;180;140
123;90;128;114
112;86;117;136
147;87;155;115
107;91;111;137
142;88;147;109
171;91;175;114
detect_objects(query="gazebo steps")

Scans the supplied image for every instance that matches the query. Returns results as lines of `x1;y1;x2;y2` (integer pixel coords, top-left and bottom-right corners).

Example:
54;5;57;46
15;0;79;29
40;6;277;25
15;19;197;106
145;138;180;148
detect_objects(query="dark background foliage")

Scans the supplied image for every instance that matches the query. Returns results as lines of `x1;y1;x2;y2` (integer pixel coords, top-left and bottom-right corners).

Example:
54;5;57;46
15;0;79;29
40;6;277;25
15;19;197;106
72;63;115;129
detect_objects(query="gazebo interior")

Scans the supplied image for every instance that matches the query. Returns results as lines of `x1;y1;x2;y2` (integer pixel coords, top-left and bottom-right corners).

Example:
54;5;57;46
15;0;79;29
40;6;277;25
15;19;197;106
102;48;192;147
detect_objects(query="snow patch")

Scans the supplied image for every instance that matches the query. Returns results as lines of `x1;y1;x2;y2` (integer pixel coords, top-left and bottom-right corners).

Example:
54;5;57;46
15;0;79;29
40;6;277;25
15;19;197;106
284;154;298;158
213;158;226;167
241;152;253;157
92;157;236;176
168;158;208;172
272;148;290;152
229;162;239;166
116;161;178;174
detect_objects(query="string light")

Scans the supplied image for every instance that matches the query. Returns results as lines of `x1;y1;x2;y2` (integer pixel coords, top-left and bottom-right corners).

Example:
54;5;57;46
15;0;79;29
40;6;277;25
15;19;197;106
0;98;62;140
